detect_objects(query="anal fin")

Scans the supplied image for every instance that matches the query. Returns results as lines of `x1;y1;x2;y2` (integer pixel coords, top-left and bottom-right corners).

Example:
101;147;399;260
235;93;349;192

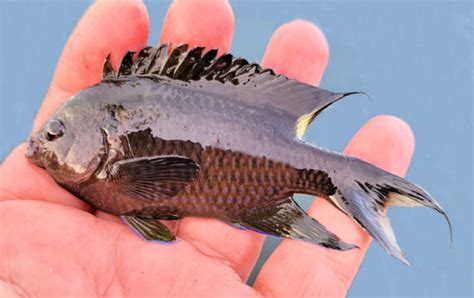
233;197;357;251
121;216;176;242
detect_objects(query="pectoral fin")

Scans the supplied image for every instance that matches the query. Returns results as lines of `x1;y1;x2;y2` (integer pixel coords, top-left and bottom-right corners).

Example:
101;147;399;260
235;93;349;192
122;216;176;242
108;155;199;200
233;197;357;251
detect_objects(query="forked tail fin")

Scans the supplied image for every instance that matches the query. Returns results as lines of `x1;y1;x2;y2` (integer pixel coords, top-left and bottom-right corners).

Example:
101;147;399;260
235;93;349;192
328;158;452;265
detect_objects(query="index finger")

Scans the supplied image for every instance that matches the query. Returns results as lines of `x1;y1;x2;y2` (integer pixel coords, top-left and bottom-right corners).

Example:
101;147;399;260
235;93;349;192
32;0;149;133
176;18;330;283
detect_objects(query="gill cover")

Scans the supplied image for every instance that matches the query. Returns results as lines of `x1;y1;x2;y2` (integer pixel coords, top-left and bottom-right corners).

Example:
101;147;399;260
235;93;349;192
102;44;357;139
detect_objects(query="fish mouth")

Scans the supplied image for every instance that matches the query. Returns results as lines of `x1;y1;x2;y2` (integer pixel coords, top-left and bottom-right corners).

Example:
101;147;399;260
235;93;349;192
25;136;45;168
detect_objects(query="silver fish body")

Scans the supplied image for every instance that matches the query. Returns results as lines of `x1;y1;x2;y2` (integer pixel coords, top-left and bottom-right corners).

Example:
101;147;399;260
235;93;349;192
26;44;451;264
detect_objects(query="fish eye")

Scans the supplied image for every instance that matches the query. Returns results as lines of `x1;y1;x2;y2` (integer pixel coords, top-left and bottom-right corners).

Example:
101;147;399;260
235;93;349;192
44;119;65;141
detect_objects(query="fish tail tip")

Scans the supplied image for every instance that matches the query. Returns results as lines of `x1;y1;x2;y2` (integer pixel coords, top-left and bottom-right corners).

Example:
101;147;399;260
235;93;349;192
441;209;454;248
429;200;453;247
402;258;411;267
394;250;411;266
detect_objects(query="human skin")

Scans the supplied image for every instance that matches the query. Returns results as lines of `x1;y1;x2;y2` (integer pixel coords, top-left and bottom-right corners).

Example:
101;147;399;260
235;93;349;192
0;0;415;296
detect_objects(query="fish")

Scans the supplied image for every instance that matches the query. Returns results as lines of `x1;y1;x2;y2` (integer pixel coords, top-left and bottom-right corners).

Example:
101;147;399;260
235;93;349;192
26;44;451;264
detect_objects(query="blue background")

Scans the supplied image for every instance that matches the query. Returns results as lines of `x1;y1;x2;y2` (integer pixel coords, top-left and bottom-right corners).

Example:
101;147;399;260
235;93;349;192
1;0;472;296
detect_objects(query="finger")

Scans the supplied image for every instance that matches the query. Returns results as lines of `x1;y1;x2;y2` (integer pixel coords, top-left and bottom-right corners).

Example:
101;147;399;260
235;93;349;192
254;116;415;297
33;0;149;132
0;200;258;297
261;20;329;86
176;19;331;282
160;0;234;53
158;0;256;280
0;144;91;211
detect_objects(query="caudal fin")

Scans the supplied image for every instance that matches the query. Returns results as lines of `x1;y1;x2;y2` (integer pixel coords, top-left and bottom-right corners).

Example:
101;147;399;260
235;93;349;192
328;158;452;265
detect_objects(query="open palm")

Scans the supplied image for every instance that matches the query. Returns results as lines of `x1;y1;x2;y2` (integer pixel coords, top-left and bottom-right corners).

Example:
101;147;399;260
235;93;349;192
0;0;415;296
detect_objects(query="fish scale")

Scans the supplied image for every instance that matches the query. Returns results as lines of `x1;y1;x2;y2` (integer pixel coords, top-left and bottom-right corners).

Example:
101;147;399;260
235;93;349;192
140;143;337;219
118;136;310;217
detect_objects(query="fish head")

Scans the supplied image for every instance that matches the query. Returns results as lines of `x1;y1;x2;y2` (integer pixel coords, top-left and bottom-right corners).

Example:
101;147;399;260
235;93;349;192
26;95;105;186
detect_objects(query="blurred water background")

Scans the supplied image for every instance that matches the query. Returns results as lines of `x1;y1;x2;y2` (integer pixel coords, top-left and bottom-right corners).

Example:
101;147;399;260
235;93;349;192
1;0;472;296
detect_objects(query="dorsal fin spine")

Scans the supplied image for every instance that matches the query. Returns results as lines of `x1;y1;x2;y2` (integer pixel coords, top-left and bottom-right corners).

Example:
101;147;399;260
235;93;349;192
102;53;115;78
117;51;135;76
160;44;188;77
149;44;169;75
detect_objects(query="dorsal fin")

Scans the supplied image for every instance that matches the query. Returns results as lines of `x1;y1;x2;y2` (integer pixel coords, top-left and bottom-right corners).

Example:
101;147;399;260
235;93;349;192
102;44;359;138
102;54;115;78
118;51;135;76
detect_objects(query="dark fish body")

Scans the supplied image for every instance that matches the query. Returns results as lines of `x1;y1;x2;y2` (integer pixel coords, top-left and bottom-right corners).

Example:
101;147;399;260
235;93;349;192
26;44;451;264
73;78;338;215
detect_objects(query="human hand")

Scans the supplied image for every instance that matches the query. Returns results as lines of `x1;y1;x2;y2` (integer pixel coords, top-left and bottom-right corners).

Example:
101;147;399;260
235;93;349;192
0;0;415;296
